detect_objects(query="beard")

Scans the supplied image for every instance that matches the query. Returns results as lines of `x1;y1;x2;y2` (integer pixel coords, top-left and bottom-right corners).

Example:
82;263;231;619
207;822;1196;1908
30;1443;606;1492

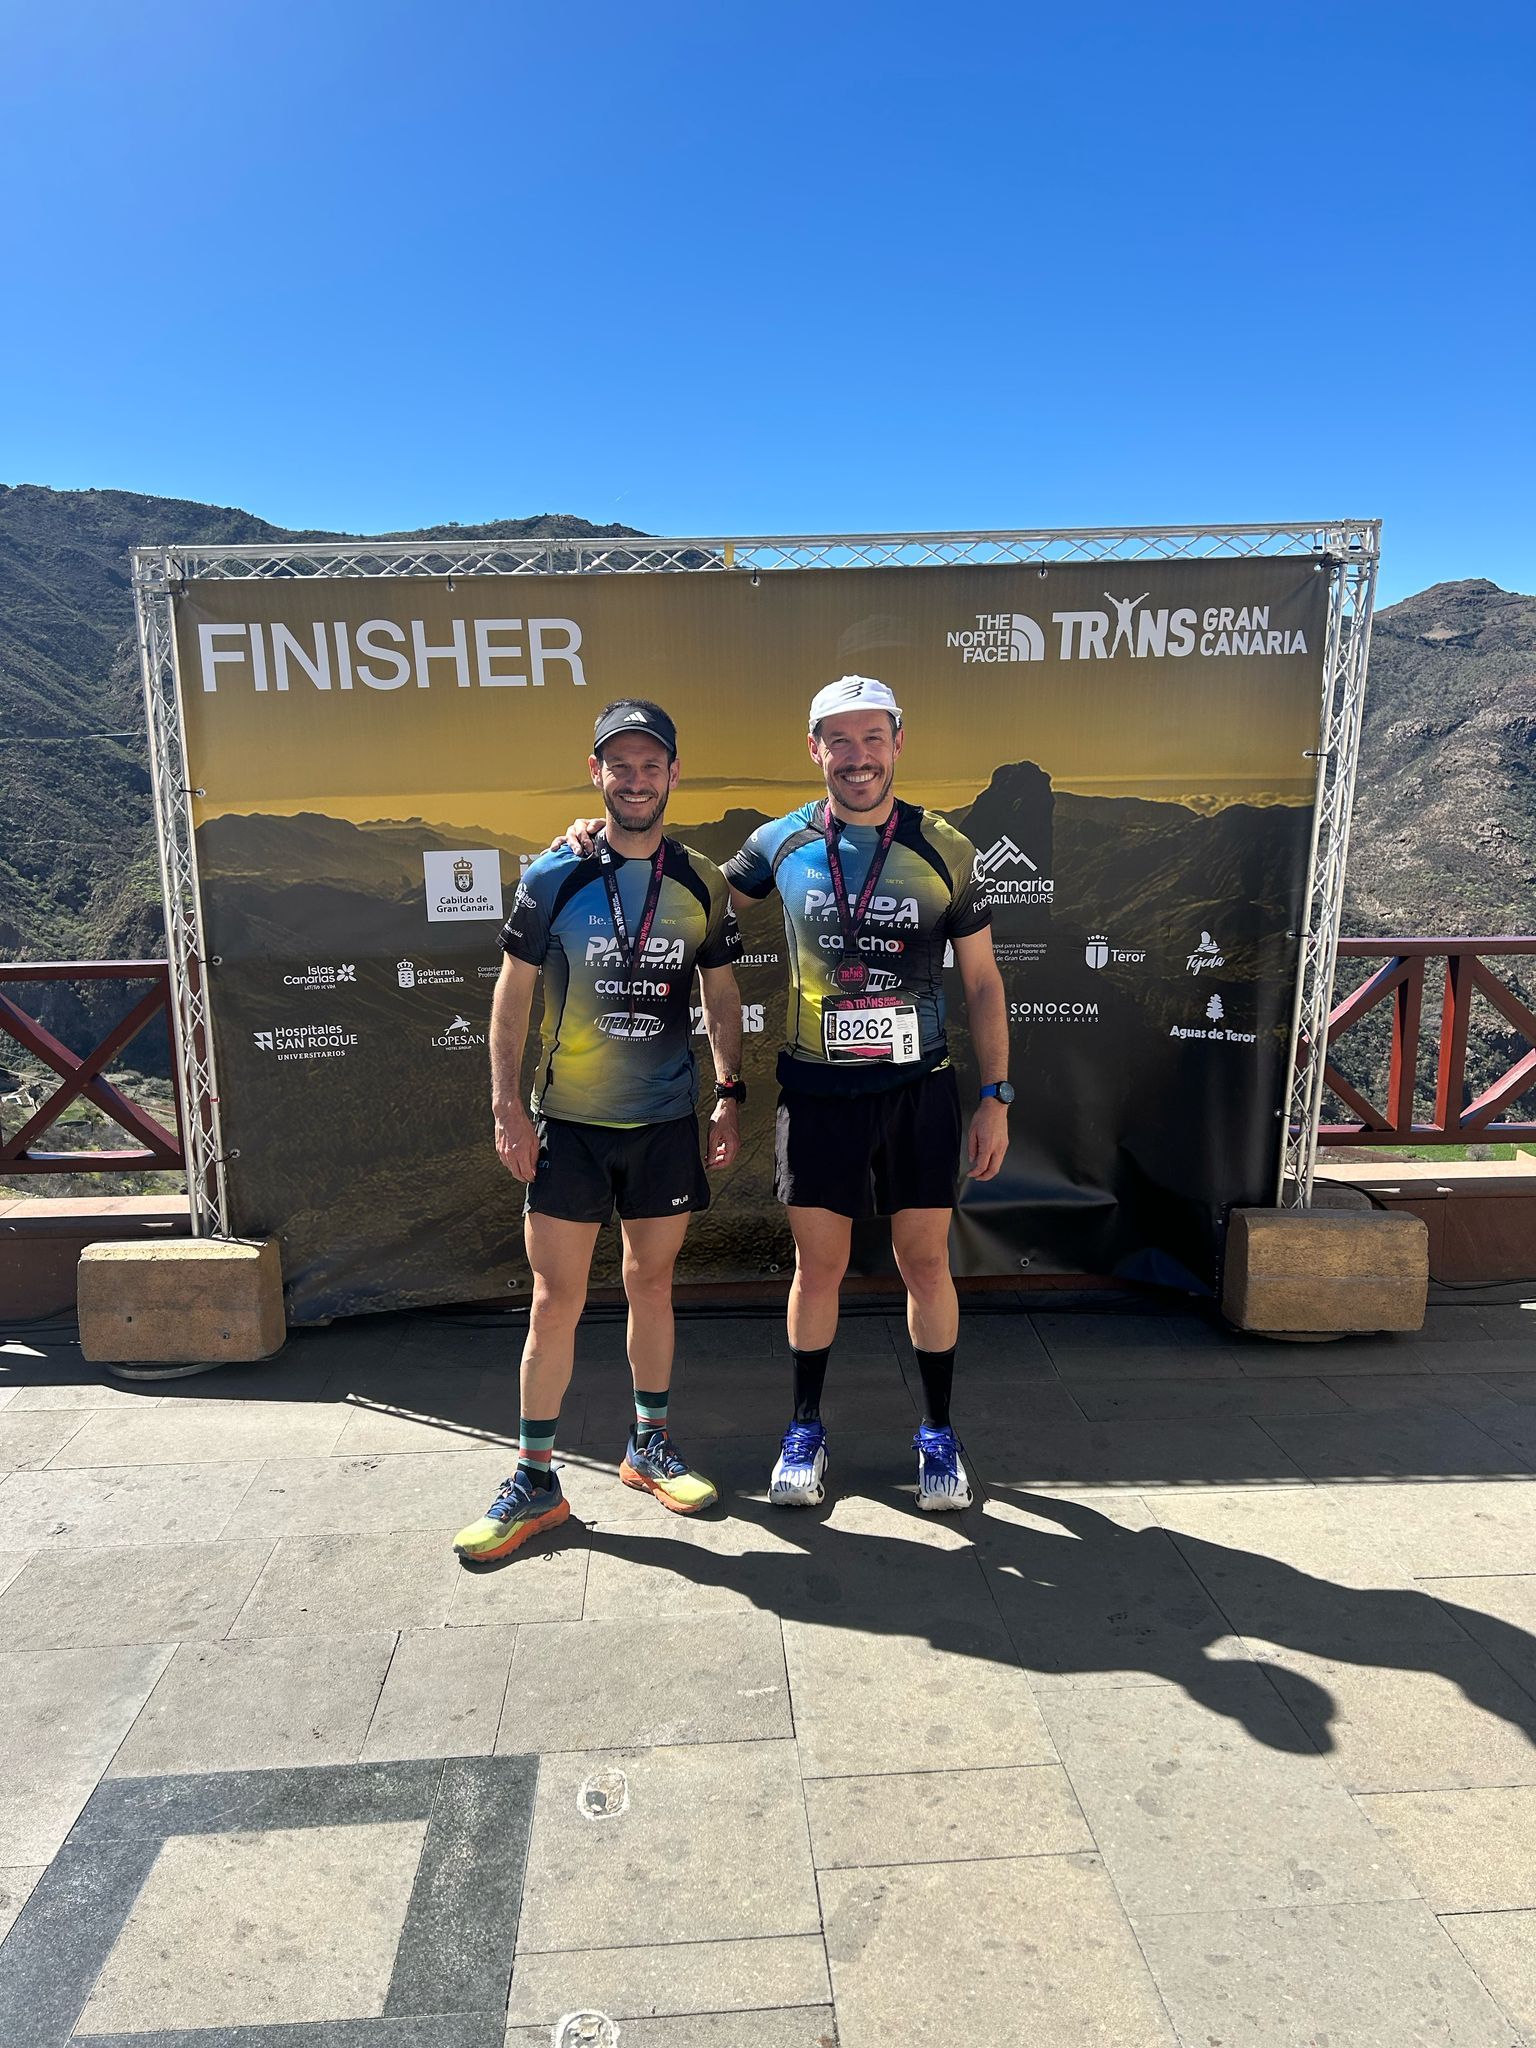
825;761;894;813
604;788;669;835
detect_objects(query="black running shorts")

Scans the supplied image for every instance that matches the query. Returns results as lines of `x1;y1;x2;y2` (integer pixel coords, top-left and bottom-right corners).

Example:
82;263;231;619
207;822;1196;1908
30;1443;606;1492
526;1114;710;1225
774;1067;963;1219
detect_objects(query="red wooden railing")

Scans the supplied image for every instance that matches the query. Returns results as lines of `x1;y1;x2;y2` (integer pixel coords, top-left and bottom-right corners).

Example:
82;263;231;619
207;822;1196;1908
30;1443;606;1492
1315;939;1536;1147
0;962;184;1173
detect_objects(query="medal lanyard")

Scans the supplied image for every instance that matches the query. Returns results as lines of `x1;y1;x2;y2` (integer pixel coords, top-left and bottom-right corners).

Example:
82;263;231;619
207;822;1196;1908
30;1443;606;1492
823;800;900;965
597;834;668;1003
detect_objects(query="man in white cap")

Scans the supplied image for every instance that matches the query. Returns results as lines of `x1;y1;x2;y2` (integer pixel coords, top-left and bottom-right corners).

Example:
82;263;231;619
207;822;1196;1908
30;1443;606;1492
719;677;1011;1510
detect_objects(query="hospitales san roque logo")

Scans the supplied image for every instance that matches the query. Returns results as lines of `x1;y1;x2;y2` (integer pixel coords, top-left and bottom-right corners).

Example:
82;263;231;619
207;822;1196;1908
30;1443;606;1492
947;595;1309;664
252;1023;358;1061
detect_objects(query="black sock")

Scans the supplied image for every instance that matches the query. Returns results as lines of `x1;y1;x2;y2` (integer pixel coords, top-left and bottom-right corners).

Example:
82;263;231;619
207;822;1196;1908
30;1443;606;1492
915;1347;955;1430
791;1346;831;1423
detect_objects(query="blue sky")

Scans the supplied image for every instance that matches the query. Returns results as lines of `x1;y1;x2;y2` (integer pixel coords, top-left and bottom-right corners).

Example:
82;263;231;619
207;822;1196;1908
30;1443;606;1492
1;1;1530;603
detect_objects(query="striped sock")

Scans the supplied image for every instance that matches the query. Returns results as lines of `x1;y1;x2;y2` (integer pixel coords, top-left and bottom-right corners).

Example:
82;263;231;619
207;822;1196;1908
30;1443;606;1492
633;1386;670;1448
516;1416;559;1490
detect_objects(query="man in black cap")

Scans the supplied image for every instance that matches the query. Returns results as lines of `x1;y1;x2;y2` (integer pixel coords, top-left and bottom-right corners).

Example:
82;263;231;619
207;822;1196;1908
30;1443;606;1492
454;699;746;1562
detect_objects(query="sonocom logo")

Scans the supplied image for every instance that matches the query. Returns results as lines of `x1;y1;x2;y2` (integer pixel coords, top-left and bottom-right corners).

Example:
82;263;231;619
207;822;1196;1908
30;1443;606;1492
196;617;587;693
947;597;1308;663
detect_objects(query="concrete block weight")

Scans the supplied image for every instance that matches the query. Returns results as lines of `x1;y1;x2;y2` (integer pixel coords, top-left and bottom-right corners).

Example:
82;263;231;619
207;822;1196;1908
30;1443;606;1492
1223;1207;1429;1337
78;1237;285;1371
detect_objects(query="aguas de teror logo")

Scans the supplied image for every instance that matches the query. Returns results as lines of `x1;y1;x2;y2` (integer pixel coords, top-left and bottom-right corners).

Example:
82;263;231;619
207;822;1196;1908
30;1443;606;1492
947;594;1309;663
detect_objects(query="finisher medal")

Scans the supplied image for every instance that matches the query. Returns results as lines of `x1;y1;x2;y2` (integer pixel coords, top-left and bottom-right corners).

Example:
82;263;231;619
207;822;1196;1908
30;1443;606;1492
833;958;869;994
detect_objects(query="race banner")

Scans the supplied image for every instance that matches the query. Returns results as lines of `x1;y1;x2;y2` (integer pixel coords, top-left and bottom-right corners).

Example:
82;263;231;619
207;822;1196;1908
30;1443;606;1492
170;558;1329;1321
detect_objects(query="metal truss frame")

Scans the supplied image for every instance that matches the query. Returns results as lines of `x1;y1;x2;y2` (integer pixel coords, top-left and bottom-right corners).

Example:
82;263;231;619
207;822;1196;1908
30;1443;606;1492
132;520;1379;1236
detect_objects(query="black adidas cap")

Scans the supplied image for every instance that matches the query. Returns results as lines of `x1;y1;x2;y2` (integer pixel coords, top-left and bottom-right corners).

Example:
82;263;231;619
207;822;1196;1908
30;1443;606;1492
592;700;678;758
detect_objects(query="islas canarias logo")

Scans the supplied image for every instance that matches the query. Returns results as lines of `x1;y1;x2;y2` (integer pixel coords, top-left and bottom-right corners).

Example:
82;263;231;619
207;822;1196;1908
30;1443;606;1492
948;594;1309;663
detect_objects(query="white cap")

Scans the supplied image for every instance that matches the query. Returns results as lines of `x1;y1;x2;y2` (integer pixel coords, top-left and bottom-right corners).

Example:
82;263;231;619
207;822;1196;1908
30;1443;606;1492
808;675;904;732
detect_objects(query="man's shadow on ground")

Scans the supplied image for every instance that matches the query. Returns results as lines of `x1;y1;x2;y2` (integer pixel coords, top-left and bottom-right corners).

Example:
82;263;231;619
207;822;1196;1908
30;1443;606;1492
560;1476;1536;1759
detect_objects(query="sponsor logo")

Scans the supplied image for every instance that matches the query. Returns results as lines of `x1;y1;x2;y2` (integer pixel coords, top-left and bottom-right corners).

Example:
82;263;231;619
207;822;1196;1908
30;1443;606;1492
1169;989;1256;1044
992;940;1048;966
801;888;919;927
973;836;1053;905
597;1011;667;1040
195;616;587;693
397;959;464;989
595;977;673;997
945;598;1309;665
1084;933;1146;970
476;964;499;979
585;936;686;969
282;962;355;991
424;849;503;923
691;1003;766;1035
817;933;905;956
738;950;780;967
946;612;1047;663
670;1194;690;1206
1008;1000;1099;1023
430;1013;488;1050
252;1022;358;1061
1186;931;1225;975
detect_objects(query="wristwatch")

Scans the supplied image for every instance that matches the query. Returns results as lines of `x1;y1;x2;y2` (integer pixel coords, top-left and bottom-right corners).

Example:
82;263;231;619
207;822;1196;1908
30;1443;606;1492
979;1081;1015;1106
715;1078;747;1104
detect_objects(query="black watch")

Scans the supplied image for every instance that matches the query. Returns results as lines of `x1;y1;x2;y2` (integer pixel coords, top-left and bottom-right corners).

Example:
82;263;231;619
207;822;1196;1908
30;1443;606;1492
715;1078;747;1104
979;1081;1015;1106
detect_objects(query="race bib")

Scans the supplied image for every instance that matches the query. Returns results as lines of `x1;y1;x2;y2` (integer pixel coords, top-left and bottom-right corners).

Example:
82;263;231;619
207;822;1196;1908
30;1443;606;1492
823;1000;921;1064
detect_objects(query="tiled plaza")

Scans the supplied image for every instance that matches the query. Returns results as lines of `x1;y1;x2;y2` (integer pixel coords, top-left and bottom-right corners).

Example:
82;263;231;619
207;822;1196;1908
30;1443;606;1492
2;1295;1536;2045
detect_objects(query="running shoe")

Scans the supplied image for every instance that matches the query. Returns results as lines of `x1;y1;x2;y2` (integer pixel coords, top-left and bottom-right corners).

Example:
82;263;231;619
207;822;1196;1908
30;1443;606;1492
914;1424;973;1511
453;1469;569;1561
619;1428;719;1514
769;1420;828;1508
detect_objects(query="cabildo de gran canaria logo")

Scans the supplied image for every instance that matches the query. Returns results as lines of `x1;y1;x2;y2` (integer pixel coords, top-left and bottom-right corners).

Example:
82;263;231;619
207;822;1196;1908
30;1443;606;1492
947;594;1309;664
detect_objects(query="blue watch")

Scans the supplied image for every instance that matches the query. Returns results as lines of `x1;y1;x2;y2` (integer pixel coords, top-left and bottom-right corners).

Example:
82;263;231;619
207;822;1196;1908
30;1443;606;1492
980;1082;1015;1106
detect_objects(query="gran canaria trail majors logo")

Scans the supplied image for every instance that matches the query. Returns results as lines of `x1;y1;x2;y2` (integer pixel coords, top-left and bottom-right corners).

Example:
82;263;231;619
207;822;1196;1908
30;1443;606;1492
947;595;1309;664
973;836;1053;905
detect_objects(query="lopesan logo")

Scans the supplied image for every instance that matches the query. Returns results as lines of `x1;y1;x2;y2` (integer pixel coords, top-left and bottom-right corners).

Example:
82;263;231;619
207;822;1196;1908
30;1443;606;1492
252;1022;357;1061
195;616;587;693
946;596;1308;664
974;836;1053;904
282;963;355;991
586;936;686;969
1084;934;1146;970
1186;931;1226;975
431;1013;487;1050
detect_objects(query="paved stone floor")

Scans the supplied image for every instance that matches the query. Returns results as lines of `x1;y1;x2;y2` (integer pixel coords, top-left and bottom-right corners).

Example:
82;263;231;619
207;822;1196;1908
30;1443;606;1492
1;1294;1536;2045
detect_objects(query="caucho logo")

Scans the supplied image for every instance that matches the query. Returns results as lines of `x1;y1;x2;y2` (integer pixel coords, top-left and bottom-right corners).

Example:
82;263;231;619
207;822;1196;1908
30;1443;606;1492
424;850;503;924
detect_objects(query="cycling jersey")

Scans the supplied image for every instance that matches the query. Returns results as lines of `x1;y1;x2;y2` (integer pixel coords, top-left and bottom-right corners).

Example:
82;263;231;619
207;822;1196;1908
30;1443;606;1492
500;839;740;1126
723;798;989;1095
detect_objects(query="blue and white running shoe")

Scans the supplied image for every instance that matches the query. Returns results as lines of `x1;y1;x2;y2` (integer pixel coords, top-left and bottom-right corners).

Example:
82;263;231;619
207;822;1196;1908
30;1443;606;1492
914;1424;973;1511
769;1420;828;1508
